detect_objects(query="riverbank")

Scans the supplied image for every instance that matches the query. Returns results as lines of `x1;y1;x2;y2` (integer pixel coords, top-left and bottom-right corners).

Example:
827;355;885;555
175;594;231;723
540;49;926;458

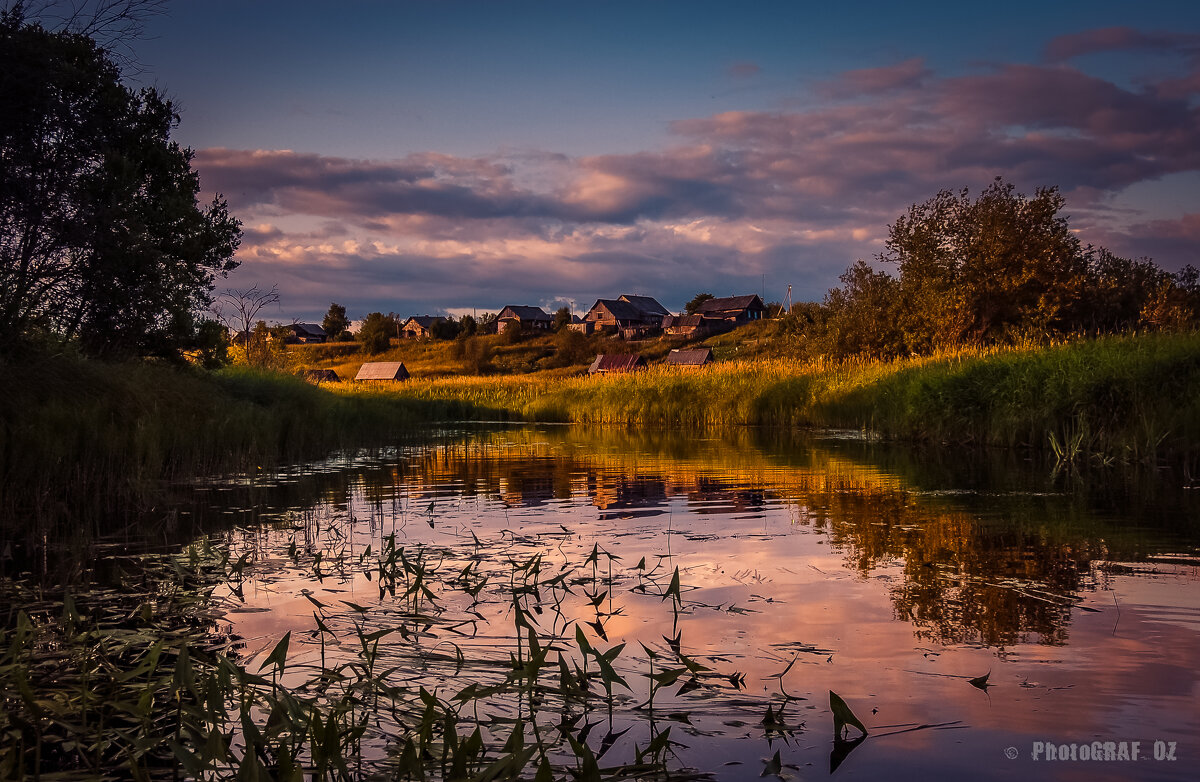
0;358;465;538
4;332;1198;538
360;332;1200;466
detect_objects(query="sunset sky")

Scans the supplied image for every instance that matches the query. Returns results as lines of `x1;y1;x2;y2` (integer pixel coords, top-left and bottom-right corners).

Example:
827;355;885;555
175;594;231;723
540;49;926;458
131;0;1200;323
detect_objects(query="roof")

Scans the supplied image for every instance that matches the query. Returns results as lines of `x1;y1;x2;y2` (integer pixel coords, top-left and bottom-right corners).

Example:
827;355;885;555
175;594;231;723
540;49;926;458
498;305;552;321
589;298;656;322
403;316;442;329
618;294;671;317
301;368;340;382
588;353;646;373
697;294;765;314
291;323;326;337
663;314;705;328
355;362;410;381
666;348;713;366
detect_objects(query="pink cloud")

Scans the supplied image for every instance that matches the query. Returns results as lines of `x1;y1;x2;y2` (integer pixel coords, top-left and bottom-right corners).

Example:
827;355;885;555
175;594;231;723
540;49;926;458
193;31;1200;319
1044;27;1200;62
816;57;932;98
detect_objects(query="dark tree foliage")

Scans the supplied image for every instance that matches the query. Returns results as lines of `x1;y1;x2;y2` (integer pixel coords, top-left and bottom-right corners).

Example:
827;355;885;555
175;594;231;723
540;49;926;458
430;316;460;340
553;306;572;331
321;302;349;339
0;11;240;358
684;293;714;315
357;312;394;355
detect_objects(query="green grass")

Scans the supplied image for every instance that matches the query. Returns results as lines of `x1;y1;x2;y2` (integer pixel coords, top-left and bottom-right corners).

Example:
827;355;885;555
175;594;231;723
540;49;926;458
364;332;1200;466
0;357;454;540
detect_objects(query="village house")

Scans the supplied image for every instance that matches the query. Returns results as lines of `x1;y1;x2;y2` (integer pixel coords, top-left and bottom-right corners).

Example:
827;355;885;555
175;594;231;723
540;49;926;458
588;353;647;374
355;362;410;381
284;323;327;343
401;316;443;339
583;294;670;338
662;314;728;339
695;294;767;323
497;305;553;332
665;347;713;368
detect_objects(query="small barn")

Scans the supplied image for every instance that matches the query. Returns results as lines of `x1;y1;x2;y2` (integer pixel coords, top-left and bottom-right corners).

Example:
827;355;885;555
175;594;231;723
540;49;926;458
301;368;340;383
355;362;410;381
588;353;646;375
666;347;713;368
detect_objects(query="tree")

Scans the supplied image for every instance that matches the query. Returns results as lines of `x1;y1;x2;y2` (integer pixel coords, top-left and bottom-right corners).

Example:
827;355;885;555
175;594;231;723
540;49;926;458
885;178;1089;347
430;316;460;340
213;285;279;340
685;293;714;315
358;312;393;355
0;9;240;358
321;302;350;339
553;306;572;331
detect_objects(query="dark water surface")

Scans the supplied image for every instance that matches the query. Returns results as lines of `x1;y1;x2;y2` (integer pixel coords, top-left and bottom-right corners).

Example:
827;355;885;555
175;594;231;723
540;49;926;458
163;426;1199;778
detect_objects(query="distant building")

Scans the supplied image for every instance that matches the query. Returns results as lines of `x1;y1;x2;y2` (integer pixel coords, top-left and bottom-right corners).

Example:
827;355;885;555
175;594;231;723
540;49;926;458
401;316;442;339
583;294;670;336
588;353;647;374
662;314;731;339
695;294;767;323
301;368;340;383
665;347;713;368
497;305;553;331
285;323;327;343
355;362;410;381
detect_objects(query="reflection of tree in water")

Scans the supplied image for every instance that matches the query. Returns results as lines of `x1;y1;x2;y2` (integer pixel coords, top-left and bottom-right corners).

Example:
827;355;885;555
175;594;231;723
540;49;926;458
812;489;1104;646
181;427;1187;650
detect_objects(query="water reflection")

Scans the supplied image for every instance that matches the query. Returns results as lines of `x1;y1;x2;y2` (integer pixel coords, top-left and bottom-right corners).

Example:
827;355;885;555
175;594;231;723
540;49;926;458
185;425;1196;653
179;424;1199;780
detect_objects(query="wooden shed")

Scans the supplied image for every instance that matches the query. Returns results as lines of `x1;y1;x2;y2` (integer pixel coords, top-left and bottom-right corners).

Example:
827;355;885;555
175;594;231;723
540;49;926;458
355;362;410;381
301;368;340;383
665;347;713;368
588;353;646;374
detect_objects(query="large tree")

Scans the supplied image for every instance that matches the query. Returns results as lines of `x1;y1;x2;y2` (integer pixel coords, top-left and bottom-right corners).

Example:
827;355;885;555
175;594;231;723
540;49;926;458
0;9;240;358
885;178;1090;347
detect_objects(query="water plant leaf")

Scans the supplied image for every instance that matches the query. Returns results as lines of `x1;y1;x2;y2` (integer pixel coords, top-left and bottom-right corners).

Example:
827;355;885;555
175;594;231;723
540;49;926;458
829;690;869;739
261;631;291;673
761;749;783;777
968;670;992;691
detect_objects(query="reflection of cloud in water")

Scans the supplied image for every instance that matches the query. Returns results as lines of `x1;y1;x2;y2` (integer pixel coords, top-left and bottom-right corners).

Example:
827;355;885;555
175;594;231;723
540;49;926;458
188;425;1200;780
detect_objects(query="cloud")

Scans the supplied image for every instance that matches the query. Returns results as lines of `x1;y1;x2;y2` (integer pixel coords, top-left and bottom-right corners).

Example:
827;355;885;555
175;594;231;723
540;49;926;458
816;57;931;98
195;32;1200;320
1044;27;1200;62
727;61;762;79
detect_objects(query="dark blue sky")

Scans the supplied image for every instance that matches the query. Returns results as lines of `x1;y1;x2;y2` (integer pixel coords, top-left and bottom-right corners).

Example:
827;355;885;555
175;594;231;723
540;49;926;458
124;1;1200;321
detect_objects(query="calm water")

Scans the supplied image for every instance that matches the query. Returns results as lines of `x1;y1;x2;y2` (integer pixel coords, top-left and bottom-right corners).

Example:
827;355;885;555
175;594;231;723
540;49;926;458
175;425;1199;780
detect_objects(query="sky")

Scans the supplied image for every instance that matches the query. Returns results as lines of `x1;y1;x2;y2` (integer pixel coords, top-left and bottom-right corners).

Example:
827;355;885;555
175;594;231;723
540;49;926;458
119;0;1200;323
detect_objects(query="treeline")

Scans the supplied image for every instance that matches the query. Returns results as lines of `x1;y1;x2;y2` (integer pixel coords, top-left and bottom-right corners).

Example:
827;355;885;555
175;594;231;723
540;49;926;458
775;179;1199;360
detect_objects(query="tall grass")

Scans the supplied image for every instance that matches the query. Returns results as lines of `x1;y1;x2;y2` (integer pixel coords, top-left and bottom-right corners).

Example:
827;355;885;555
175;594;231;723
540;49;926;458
0;357;450;543
363;333;1200;466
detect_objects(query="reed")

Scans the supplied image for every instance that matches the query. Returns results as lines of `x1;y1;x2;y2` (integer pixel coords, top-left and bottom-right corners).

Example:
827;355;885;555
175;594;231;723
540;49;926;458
363;332;1200;465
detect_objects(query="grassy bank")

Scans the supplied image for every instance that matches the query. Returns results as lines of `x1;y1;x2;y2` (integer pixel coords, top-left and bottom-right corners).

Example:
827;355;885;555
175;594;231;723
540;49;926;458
363;332;1200;467
0;357;469;539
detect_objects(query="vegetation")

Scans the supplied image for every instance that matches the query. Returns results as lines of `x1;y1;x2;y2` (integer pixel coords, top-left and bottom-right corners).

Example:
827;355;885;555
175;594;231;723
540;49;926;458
0;355;472;541
354;332;1200;469
0;9;241;360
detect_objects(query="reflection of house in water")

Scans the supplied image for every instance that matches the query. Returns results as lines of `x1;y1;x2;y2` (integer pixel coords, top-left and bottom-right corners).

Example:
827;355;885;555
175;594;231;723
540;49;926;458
591;474;671;518
686;477;767;516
